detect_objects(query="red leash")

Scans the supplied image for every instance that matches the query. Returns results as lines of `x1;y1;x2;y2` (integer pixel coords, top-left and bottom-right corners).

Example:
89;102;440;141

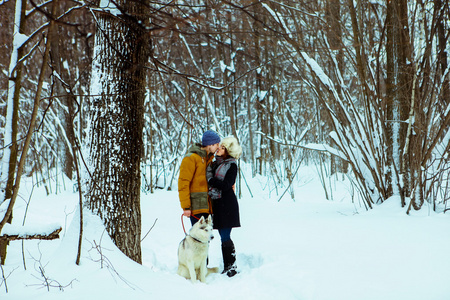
181;214;188;235
181;213;199;235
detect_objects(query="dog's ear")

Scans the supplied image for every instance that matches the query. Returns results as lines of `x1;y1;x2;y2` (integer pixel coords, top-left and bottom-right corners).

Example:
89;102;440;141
199;216;205;224
207;215;212;224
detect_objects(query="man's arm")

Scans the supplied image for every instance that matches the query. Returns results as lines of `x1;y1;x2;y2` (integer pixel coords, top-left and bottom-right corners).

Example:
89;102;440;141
178;155;195;213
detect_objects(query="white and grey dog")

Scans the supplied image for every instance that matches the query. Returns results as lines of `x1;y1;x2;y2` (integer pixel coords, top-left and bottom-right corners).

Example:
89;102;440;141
177;215;219;283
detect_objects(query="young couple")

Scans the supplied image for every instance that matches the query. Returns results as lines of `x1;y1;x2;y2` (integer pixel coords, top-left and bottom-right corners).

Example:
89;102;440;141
178;130;242;277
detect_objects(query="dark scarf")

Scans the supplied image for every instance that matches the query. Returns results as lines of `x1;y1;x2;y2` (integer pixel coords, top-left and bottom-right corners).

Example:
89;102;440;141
209;157;236;200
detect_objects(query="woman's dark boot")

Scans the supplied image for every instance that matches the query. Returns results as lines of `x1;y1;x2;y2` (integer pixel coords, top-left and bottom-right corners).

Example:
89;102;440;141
221;240;237;277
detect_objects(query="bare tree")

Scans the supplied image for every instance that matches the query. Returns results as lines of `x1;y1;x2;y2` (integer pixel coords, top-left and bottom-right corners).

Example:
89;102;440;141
0;0;27;264
0;0;59;265
385;0;413;205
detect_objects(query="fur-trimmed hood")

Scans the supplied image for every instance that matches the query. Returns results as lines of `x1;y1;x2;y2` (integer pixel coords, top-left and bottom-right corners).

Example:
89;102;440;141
220;136;242;159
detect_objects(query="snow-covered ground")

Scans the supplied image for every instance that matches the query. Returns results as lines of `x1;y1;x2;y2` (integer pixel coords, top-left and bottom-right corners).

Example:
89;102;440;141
1;166;450;300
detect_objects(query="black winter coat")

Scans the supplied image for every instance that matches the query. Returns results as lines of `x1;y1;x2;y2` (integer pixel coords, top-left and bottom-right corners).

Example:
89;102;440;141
208;162;241;229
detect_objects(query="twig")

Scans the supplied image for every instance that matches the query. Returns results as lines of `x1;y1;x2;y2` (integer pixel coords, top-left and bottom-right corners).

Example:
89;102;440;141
87;239;141;291
39;266;50;292
0;265;6;293
1;264;12;293
26;244;77;291
141;219;158;242
278;158;303;202
28;269;77;291
239;167;253;198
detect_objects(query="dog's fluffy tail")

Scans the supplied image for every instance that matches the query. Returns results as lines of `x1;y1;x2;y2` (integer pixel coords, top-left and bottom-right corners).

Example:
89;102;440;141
207;267;219;275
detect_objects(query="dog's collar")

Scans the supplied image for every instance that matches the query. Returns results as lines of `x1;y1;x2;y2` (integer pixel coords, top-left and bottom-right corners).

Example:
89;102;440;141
188;234;208;244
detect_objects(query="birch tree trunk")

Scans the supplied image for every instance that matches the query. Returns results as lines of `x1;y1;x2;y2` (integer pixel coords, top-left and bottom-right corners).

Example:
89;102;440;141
86;1;150;264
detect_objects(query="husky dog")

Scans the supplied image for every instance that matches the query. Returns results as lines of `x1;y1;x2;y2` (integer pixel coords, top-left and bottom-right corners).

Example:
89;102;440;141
177;215;219;283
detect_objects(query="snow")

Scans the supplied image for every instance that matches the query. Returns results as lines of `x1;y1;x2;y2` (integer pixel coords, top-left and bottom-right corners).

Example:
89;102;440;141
262;3;294;40
1;166;450;300
98;0;121;16
301;53;327;85
13;33;28;50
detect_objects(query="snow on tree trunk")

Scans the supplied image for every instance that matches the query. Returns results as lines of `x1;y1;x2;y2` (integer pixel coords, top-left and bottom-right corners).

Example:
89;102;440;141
86;0;150;264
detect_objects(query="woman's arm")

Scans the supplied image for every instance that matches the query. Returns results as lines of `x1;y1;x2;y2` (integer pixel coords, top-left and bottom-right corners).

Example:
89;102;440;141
208;164;237;191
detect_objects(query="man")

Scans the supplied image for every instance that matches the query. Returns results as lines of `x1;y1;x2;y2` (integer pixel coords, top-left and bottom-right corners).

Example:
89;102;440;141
178;130;220;225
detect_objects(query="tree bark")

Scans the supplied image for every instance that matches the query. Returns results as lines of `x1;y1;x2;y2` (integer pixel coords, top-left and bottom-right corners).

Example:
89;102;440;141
436;0;449;109
86;1;150;264
385;0;412;205
50;9;75;180
327;0;346;174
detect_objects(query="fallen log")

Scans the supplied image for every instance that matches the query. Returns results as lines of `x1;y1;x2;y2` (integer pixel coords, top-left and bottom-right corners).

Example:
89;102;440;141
0;227;62;241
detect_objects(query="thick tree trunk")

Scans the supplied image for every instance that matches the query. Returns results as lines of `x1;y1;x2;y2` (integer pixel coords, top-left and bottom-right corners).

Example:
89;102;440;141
86;1;150;264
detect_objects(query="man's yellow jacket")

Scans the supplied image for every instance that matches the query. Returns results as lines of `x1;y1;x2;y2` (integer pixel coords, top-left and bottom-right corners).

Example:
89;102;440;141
178;143;214;215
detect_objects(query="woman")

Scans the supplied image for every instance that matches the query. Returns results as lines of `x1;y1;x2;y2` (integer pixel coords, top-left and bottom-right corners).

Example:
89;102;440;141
206;136;242;277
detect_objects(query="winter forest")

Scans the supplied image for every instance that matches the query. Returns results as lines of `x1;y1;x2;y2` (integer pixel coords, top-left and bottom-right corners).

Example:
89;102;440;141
1;0;450;293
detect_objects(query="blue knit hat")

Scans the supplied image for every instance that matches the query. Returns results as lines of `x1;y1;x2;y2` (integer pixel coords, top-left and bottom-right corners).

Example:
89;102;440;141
202;130;220;146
